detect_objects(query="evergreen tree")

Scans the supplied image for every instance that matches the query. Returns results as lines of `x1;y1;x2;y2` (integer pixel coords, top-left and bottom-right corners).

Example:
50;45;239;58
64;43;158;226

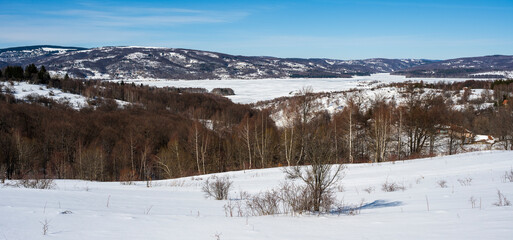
4;66;24;80
24;64;38;79
38;65;50;84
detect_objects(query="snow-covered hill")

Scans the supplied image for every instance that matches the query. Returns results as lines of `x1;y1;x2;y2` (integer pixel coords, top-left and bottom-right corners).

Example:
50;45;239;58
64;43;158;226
1;151;512;240
0;46;433;80
0;45;86;68
394;55;513;78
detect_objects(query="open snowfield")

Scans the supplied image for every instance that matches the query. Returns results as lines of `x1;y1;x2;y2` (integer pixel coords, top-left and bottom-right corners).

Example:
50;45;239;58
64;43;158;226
116;74;489;104
1;151;512;240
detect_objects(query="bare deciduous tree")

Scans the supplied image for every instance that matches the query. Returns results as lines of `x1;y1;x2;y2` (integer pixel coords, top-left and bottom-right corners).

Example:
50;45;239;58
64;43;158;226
285;123;345;212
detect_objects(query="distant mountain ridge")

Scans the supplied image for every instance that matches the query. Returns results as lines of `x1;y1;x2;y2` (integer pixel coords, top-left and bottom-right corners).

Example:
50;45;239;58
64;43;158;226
0;45;86;68
393;55;513;78
0;45;432;80
1;45;512;79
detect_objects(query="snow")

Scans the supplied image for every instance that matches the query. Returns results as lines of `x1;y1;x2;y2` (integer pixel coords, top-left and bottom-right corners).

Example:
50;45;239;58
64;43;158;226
265;85;494;128
115;73;487;104
85;70;112;80
195;51;220;58
119;46;170;50
325;60;335;65
471;71;513;78
0;82;89;109
0;82;129;109
1;151;512;239
474;135;496;144
124;52;149;60
40;47;75;53
230;62;253;69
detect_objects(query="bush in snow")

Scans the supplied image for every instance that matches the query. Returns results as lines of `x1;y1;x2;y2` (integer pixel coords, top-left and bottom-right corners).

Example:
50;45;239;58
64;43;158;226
234;182;337;217
493;190;511;207
202;176;232;200
246;190;281;216
382;180;405;192
363;186;375;194
22;178;55;189
503;169;513;183
457;177;472;186
6;177;56;189
40;219;50;235
437;180;448;188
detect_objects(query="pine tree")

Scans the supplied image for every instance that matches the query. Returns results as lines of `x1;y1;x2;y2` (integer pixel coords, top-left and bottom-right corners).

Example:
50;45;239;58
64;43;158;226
4;66;24;80
38;65;50;84
24;64;38;79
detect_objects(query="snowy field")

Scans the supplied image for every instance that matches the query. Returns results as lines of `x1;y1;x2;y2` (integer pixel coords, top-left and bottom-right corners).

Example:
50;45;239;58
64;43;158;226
116;74;488;104
1;151;512;240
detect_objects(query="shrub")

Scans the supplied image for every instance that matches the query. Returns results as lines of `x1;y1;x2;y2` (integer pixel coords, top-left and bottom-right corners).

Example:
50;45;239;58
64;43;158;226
202;176;232;200
494;190;511;206
334;199;365;216
40;219;50;235
382;180;405;192
242;182;337;216
6;178;56;189
246;190;281;216
437;180;448;188
363;186;375;194
503;169;513;182
457;177;472;186
469;196;478;208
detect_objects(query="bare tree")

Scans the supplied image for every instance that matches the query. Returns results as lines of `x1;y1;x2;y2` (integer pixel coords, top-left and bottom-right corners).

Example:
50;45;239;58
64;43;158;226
240;115;253;169
191;120;209;175
280;86;317;167
254;111;272;168
492;107;513;150
281;102;298;167
348;104;354;163
284;114;344;212
397;107;403;160
13;129;37;177
369;98;392;162
404;91;445;156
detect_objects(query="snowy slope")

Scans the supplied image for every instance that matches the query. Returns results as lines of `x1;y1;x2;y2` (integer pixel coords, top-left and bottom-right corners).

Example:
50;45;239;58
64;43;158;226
395;55;513;78
0;82;129;109
0;82;89;109
0;45;85;68
1;151;512;240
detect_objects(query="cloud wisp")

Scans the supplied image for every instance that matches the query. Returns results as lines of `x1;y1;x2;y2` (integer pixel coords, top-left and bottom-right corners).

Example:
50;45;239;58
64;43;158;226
42;6;249;26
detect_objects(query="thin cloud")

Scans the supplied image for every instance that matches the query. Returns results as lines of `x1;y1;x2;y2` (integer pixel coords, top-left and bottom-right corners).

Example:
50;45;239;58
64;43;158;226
42;7;249;26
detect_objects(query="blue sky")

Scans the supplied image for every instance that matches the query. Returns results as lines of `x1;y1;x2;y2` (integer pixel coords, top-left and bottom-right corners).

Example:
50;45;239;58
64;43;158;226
1;0;512;59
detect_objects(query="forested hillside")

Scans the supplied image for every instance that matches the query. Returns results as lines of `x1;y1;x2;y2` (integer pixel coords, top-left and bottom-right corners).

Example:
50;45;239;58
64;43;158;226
1;65;512;182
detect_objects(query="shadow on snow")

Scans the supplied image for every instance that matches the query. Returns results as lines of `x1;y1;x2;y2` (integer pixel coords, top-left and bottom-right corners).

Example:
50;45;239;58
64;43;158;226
331;200;402;215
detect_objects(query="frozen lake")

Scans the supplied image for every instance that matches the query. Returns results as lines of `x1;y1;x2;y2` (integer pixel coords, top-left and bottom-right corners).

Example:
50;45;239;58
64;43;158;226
116;73;483;104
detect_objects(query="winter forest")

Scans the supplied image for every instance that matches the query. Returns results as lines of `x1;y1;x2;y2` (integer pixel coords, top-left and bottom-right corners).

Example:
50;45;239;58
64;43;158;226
1;64;512;183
